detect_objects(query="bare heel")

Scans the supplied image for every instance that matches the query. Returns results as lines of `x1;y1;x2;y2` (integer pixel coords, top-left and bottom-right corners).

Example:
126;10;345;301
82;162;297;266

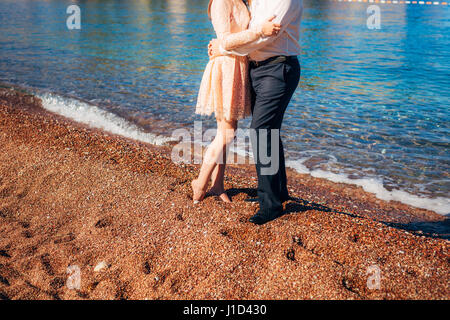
218;192;232;203
208;188;232;203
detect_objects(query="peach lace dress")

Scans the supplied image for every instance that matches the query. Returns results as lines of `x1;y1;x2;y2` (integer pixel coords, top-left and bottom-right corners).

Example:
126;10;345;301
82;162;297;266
196;0;265;121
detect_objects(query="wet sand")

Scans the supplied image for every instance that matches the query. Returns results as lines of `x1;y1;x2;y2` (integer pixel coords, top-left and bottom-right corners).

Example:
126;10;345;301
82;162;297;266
0;87;448;300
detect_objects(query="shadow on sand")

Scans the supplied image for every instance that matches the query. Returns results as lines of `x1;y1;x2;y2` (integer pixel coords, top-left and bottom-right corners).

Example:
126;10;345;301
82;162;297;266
227;188;450;240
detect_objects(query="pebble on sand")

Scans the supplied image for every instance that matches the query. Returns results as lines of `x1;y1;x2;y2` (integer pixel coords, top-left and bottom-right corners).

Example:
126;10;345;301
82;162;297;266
94;261;109;272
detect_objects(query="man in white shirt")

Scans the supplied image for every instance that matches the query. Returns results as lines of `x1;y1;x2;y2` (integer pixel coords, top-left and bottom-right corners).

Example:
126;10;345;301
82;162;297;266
218;0;303;62
210;0;303;225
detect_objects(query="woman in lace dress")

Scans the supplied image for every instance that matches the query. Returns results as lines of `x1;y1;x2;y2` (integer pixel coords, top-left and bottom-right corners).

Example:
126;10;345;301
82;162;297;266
192;0;281;203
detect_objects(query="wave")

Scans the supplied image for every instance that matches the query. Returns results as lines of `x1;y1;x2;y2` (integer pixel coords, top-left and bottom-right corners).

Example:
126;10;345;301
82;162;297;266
36;92;449;215
228;132;449;215
286;159;450;215
37;92;172;146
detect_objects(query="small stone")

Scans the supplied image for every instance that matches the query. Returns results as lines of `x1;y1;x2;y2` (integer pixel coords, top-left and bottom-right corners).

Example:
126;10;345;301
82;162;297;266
94;261;109;272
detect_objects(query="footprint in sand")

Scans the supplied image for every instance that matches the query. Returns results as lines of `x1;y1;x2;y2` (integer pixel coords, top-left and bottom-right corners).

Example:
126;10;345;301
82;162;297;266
292;235;304;247
53;233;75;244
40;254;54;276
94;217;112;228
350;233;359;243
49;277;65;290
143;261;151;275
39;172;60;192
219;229;231;238
153;270;170;290
0;186;14;198
0;206;13;218
16;186;30;199
0;275;10;286
341;277;361;296
169;279;180;294
115;283;129;300
286;248;296;261
22;230;33;238
0;291;9;300
0;250;11;258
20;221;30;229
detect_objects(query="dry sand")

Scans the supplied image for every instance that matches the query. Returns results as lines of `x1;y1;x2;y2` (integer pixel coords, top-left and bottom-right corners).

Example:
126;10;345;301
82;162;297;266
0;88;448;300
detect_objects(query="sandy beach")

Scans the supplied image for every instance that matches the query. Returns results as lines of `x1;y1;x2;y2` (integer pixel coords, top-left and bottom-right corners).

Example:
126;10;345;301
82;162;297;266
0;87;448;300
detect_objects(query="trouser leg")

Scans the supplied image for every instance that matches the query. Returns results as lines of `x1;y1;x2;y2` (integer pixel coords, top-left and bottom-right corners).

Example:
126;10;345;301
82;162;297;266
279;137;289;201
249;58;300;213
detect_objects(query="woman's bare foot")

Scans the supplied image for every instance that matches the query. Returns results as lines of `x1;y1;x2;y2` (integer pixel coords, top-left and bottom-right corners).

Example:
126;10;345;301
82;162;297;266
191;179;206;204
208;187;232;203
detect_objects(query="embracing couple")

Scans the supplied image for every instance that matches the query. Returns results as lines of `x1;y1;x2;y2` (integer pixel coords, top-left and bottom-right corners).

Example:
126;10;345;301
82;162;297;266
191;0;303;225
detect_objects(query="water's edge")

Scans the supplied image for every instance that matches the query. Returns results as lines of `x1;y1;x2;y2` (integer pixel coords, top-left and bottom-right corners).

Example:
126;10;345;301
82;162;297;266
6;84;445;215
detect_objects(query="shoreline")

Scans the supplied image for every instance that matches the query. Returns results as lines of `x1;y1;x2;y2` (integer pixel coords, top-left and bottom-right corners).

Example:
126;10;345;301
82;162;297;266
5;81;448;215
0;87;448;299
31;84;450;216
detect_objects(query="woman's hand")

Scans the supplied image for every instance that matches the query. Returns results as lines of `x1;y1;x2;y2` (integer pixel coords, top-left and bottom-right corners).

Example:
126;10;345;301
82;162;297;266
208;39;220;58
261;15;281;37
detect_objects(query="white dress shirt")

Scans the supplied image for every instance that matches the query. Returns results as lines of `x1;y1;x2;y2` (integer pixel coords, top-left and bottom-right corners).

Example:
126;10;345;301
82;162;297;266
221;0;303;62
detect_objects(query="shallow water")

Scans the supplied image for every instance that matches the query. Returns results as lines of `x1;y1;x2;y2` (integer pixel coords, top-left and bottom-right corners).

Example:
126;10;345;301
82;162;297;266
0;0;449;213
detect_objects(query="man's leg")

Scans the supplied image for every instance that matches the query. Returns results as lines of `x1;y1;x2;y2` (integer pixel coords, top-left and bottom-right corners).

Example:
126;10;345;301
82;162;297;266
249;58;300;224
279;137;289;201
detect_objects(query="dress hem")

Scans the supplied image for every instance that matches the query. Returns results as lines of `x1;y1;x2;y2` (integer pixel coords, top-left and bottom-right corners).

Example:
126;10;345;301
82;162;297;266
195;110;251;121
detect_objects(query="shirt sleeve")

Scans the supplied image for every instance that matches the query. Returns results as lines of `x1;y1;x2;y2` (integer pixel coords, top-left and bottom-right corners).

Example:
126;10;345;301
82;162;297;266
223;0;301;57
211;0;265;52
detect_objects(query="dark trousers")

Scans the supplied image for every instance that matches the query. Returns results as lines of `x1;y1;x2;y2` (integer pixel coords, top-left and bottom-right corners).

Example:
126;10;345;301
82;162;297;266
249;56;301;213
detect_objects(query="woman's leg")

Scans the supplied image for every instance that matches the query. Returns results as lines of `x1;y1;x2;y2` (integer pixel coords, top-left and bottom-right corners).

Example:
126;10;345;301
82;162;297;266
192;118;237;203
209;163;225;193
209;162;231;203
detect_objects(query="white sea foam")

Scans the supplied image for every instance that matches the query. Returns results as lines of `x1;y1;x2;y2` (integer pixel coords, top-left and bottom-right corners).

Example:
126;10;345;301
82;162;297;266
35;92;449;215
204;132;449;216
37;93;172;146
286;159;450;215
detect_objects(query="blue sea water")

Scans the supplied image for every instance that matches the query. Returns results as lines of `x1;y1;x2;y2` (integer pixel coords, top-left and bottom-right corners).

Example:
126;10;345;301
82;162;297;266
0;0;449;213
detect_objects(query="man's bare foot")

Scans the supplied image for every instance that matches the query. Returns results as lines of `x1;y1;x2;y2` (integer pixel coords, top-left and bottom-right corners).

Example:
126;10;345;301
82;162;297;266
208;187;232;203
191;179;206;204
